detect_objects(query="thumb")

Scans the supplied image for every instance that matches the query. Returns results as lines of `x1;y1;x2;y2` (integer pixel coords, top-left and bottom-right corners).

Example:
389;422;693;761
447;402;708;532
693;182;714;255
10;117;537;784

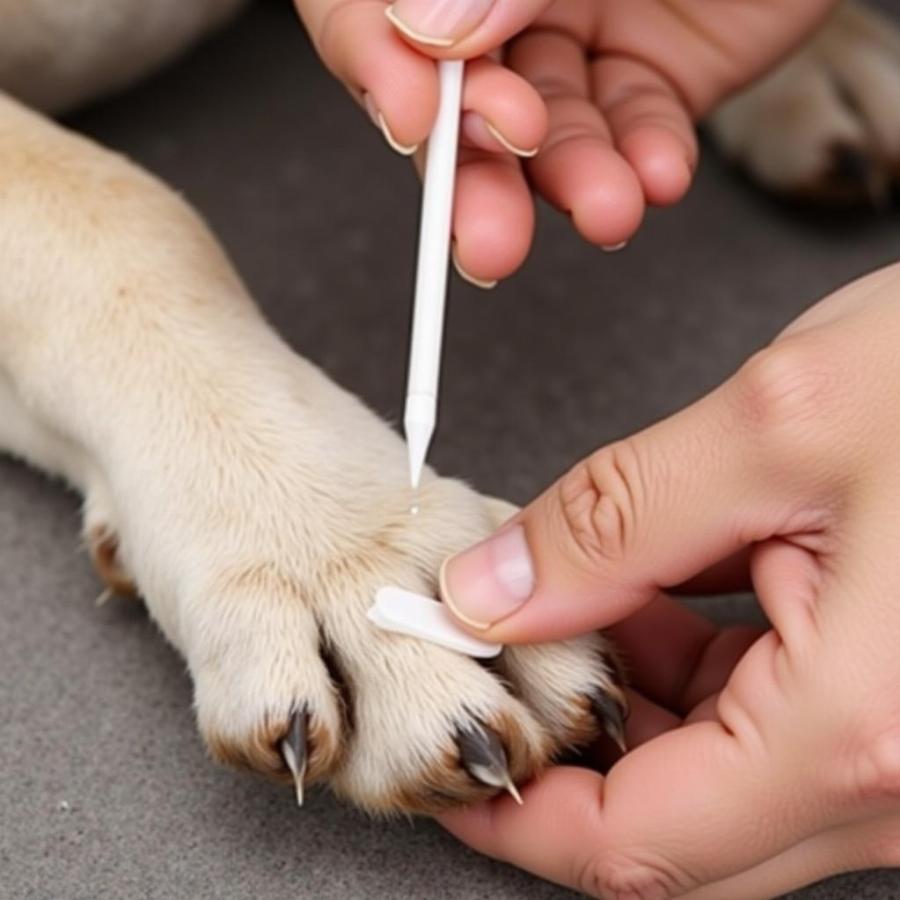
440;358;815;642
385;0;553;56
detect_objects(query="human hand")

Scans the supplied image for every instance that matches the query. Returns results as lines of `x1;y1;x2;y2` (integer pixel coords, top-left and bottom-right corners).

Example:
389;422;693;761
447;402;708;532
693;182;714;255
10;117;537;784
294;0;835;285
436;263;900;897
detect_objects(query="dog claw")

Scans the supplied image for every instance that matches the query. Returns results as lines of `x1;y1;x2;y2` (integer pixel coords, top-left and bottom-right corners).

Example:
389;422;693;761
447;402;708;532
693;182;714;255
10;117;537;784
829;144;890;209
503;778;524;805
280;707;308;808
591;691;628;755
456;723;523;804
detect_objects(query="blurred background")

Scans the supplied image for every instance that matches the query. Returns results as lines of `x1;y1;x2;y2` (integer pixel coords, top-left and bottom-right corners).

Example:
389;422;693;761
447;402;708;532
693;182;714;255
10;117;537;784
1;2;899;897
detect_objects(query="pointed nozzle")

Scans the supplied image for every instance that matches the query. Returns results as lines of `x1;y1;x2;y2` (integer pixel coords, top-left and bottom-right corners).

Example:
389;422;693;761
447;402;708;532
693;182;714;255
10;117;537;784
406;423;432;489
404;393;436;489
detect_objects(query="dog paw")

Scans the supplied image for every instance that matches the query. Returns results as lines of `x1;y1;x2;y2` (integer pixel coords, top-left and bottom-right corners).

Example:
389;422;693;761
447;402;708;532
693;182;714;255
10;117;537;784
97;397;625;815
707;1;900;206
204;480;625;815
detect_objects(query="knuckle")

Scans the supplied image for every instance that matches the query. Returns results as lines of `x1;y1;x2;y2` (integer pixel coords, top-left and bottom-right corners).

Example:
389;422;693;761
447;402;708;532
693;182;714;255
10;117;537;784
315;0;372;80
539;96;608;150
555;440;646;567
576;849;687;900
733;341;832;442
851;727;900;803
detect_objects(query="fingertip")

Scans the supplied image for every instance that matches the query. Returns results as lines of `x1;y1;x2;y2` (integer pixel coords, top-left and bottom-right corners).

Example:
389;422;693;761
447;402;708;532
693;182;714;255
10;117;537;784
364;93;419;155
384;0;562;61
461;112;540;158
452;244;499;290
453;224;529;285
620;129;696;207
439;767;609;884
362;47;439;149
437;795;500;843
322;4;439;150
453;153;534;282
461;58;547;158
564;148;645;248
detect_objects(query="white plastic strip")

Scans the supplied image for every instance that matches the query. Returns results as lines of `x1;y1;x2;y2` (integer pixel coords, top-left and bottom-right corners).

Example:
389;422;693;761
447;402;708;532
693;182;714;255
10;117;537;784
368;586;502;659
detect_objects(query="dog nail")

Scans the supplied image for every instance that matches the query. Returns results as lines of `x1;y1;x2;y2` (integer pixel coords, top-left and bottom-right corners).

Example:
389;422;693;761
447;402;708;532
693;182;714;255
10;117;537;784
591;690;629;755
831;143;872;186
830;143;889;210
280;706;309;808
456;722;521;802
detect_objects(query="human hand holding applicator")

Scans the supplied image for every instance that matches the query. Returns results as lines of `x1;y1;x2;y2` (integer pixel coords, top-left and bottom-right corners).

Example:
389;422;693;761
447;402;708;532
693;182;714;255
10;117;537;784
293;0;835;285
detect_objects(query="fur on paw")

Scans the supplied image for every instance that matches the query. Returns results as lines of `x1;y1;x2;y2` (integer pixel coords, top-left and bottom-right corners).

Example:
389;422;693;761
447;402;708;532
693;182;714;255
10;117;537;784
707;1;900;206
87;525;137;600
167;478;625;816
83;486;137;601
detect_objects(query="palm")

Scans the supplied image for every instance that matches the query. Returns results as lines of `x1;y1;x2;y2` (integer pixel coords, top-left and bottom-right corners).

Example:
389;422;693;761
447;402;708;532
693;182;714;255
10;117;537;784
546;0;834;114
499;0;836;246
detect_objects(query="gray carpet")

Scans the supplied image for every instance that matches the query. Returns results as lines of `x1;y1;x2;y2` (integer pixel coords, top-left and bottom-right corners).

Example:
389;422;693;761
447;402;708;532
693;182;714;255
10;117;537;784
2;2;900;898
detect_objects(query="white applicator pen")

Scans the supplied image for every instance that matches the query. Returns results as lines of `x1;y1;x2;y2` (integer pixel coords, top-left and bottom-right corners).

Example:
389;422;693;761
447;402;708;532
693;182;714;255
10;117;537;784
404;59;465;490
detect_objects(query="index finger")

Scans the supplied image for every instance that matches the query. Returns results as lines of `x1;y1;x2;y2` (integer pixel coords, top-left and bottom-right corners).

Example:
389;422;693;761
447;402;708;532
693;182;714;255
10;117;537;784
440;714;821;898
607;593;762;714
298;0;439;149
507;26;645;246
442;623;835;896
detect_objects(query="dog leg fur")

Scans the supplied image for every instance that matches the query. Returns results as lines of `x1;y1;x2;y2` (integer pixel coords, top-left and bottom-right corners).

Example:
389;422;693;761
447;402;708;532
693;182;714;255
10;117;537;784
0;90;624;814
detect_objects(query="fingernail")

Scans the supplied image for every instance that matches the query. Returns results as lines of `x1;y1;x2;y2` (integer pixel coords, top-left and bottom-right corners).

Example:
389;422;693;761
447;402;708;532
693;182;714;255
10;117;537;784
363;92;418;156
385;0;494;47
452;244;497;290
602;241;627;252
440;526;535;629
484;121;538;158
464;112;538;158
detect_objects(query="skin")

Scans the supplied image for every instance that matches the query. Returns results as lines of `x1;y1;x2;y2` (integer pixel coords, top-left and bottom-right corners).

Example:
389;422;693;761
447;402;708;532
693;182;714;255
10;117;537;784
439;263;900;897
291;2;897;894
294;0;836;282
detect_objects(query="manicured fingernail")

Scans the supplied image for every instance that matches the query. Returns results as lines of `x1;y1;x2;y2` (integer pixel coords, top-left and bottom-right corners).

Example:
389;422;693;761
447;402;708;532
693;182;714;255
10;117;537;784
602;241;627;252
440;526;534;629
452;244;497;290
464;112;538;158
484;121;538;158
385;0;494;47
363;92;418;156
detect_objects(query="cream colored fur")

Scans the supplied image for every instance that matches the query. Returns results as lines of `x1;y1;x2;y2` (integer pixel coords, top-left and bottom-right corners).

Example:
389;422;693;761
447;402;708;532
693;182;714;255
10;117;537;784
708;1;900;200
0;3;620;815
0;0;249;113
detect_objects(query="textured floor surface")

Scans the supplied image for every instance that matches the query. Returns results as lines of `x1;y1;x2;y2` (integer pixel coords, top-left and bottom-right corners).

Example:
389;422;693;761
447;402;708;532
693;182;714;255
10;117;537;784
2;2;900;898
